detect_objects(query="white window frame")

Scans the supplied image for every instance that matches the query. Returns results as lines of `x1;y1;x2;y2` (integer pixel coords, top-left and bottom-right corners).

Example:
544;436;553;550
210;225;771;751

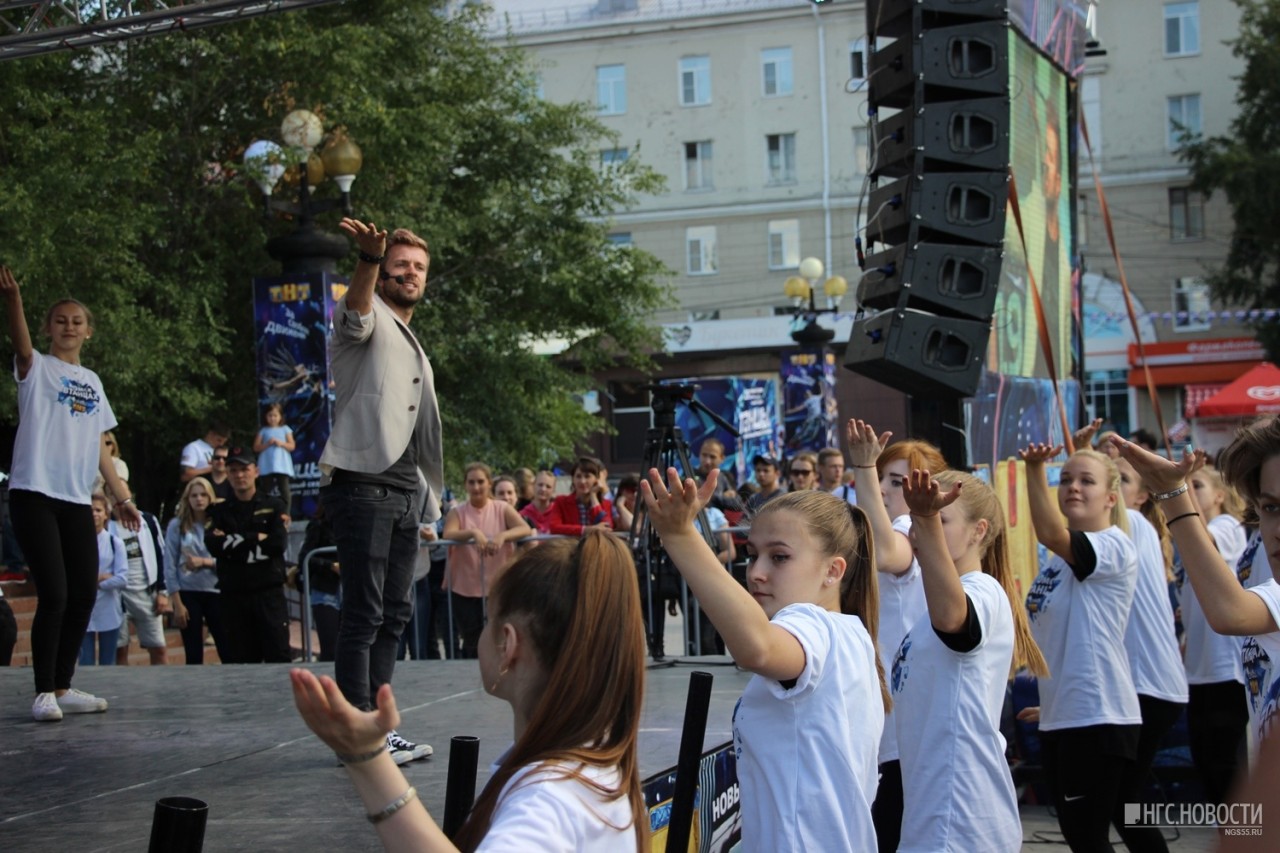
761;47;793;97
600;147;629;167
686;226;718;275
766;133;797;184
597;64;626;115
683;141;713;191
679;56;711;107
607;232;632;247
1164;2;1200;57
768;219;801;270
1173;277;1211;332
1166;93;1201;149
1169;187;1205;241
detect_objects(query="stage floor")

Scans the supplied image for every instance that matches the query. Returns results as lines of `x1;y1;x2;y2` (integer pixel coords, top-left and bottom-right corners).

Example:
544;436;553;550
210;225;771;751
0;659;1218;852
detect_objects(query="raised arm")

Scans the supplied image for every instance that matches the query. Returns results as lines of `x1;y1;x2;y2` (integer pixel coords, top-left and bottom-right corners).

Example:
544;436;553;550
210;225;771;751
1019;443;1072;561
846;418;914;575
901;470;968;633
100;434;141;531
338;219;387;316
0;266;34;379
642;468;806;681
1111;436;1276;636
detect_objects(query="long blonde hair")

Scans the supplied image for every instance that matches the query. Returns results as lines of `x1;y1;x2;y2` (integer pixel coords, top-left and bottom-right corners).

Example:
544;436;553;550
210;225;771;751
177;476;216;534
754;490;892;713
1069;449;1129;535
935;471;1049;678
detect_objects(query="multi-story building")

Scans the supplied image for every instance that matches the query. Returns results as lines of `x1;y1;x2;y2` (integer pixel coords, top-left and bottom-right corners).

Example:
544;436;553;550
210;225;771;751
489;0;1262;464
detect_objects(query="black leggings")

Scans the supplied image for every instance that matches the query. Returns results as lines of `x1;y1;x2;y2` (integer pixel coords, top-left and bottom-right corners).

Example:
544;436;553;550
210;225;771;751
10;490;98;693
871;759;903;853
1111;695;1185;852
1187;681;1249;806
1040;724;1139;852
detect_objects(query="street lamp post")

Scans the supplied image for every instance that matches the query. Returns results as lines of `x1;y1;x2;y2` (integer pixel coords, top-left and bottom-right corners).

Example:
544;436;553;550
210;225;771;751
783;256;849;345
243;109;363;274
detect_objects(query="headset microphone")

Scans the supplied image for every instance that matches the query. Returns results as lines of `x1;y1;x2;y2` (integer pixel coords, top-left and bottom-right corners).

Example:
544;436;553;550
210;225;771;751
378;271;407;285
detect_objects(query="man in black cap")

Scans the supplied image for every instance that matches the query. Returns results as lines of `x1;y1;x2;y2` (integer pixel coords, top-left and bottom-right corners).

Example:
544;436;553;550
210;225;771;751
206;447;290;663
745;454;785;512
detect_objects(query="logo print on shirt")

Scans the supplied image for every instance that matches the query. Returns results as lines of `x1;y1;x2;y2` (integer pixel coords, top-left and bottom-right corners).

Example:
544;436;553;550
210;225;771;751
731;696;744;761
1025;565;1063;623
1242;637;1277;738
58;376;100;417
891;634;911;694
1237;533;1262;585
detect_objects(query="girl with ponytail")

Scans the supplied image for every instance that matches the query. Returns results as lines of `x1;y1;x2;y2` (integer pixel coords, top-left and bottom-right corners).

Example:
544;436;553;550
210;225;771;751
290;530;648;852
895;469;1047;852
642;468;888;852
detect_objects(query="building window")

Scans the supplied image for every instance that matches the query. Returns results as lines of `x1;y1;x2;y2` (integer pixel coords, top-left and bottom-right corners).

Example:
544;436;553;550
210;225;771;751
1164;2;1200;56
1173;277;1211;331
689;308;721;322
766;133;797;183
1169;187;1205;240
762;47;793;97
597;65;626;115
679;56;711;106
849;38;867;82
683;141;713;190
768;219;800;269
607;232;632;247
686;225;718;275
600;147;629;168
1167;94;1202;149
1083;370;1131;439
853;126;870;174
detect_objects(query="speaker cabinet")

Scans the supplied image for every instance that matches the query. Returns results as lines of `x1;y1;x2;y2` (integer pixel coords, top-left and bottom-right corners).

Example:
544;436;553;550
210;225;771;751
845;308;991;398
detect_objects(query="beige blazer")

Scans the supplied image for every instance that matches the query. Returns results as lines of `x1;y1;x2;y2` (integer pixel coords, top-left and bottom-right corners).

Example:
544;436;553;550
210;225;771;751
319;293;444;522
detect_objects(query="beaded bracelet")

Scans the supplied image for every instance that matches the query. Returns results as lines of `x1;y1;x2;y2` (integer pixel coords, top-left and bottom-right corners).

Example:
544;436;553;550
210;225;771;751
367;786;418;825
1151;483;1189;502
334;743;387;765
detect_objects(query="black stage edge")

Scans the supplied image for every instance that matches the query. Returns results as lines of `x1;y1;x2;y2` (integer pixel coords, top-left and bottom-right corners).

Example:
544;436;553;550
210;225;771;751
0;659;749;852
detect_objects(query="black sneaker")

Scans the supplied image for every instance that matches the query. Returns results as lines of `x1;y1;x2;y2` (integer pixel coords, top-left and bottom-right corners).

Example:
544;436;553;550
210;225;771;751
387;730;432;762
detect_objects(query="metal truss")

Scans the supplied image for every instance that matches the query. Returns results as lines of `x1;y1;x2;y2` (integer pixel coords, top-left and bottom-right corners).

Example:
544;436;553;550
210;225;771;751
0;0;346;62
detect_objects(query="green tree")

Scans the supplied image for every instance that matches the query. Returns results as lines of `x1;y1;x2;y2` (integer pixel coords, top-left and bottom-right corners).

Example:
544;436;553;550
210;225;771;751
0;0;671;506
1179;0;1280;360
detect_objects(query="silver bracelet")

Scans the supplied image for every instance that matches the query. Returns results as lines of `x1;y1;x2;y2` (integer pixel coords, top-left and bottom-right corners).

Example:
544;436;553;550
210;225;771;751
335;743;387;765
367;786;417;825
1151;483;1189;502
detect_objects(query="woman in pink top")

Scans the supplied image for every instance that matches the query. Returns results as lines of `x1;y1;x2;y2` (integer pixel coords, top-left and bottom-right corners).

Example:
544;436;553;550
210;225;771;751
442;462;527;658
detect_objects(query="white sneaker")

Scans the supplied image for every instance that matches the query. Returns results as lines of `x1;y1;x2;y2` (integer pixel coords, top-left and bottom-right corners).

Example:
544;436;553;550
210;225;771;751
387;731;433;762
56;688;108;714
33;692;63;722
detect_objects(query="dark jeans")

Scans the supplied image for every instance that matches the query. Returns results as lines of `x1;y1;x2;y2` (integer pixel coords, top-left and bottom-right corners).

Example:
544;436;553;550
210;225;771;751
871;759;903;853
0;597;16;666
10;490;98;693
261;474;292;515
448;592;484;659
1187;681;1249;806
323;483;418;711
219;587;291;663
80;629;119;665
312;603;340;662
177;590;227;665
399;573;437;660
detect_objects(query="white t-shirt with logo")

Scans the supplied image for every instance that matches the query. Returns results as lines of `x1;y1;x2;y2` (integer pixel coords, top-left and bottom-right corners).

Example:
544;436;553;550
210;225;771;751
180;437;214;472
892;571;1020;852
1242;581;1280;744
1026;526;1142;730
11;350;117;504
1181;514;1248;685
477;756;635;852
732;603;883;852
1123;510;1188;703
877;513;928;764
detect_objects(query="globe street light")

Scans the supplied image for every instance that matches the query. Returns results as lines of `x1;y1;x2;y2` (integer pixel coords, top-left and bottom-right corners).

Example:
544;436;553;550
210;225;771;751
783;256;849;344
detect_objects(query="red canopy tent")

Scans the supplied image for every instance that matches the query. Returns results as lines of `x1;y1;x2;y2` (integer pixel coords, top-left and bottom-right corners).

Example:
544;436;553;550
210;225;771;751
1194;362;1280;417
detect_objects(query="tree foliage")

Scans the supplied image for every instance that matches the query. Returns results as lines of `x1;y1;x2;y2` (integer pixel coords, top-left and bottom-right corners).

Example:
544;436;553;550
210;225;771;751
0;0;671;503
1179;0;1280;360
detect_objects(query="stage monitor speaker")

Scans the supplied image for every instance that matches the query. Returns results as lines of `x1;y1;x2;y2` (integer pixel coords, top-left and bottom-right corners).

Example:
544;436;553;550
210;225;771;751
869;20;1010;109
844;307;991;399
874;96;1010;179
868;171;1009;247
859;242;1003;321
868;0;1008;40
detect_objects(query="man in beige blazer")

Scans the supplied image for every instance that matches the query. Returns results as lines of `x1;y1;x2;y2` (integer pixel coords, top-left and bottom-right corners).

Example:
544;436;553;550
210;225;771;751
318;218;444;764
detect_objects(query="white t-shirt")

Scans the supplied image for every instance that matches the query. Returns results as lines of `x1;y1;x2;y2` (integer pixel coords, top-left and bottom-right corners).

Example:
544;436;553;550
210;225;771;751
732;603;883;852
180;437;214;472
1026;526;1142;730
1181;515;1248;685
1123;510;1188;703
830;484;858;506
892;571;1020;852
877;513;927;764
1242;581;1280;744
10;351;117;504
476;758;636;852
1238;530;1273;589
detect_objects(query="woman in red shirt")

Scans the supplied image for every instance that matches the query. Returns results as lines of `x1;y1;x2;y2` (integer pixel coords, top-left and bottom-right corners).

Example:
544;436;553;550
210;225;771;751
549;457;631;535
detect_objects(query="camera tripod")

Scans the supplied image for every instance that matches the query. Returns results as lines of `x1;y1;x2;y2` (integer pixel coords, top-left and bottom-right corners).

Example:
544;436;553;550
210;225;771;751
629;383;737;660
